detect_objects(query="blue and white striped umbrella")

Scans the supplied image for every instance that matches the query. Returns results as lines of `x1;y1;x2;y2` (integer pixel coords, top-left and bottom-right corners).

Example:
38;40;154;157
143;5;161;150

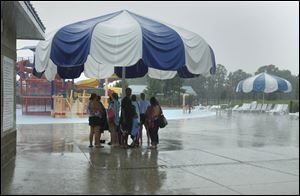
236;72;292;93
34;10;216;81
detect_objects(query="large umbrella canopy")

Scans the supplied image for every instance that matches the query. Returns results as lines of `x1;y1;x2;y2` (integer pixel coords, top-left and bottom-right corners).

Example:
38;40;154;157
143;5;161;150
236;72;292;93
34;10;216;81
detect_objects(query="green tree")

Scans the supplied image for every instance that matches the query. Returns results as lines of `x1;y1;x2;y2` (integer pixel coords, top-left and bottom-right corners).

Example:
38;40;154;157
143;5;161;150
163;75;184;105
214;64;228;104
255;64;279;75
127;75;147;85
206;74;215;104
186;75;207;104
226;69;252;101
144;76;163;98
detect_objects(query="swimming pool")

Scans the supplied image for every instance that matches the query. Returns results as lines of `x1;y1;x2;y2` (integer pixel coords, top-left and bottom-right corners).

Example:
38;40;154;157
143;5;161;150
16;108;216;125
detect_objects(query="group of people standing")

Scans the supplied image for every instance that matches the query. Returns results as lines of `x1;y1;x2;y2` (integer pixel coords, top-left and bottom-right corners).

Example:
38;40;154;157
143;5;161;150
87;88;162;149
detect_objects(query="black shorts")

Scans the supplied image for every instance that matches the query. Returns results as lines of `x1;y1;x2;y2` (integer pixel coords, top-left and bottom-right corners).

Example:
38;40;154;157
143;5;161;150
89;116;102;127
140;114;146;125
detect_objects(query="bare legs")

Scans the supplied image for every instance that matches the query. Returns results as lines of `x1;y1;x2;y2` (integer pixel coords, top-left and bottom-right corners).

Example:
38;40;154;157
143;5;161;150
94;128;100;147
146;127;150;146
109;122;119;147
89;127;94;147
138;124;150;146
89;126;103;148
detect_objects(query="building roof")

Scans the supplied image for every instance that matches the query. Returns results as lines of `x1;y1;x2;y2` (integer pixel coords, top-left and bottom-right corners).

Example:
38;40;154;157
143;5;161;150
24;1;46;31
182;86;197;96
14;1;45;39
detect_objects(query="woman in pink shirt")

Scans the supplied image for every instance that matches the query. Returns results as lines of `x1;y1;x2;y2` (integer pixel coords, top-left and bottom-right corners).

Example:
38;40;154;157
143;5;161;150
145;97;162;149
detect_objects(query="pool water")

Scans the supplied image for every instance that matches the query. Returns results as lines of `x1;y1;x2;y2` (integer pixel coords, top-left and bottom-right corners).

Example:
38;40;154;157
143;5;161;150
16;108;215;125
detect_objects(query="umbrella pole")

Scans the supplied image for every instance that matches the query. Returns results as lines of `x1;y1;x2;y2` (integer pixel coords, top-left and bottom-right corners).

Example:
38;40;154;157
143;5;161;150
50;80;54;109
122;67;125;99
72;79;74;98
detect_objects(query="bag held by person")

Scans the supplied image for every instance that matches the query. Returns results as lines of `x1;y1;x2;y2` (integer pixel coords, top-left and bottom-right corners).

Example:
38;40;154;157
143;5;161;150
157;114;168;128
107;108;115;123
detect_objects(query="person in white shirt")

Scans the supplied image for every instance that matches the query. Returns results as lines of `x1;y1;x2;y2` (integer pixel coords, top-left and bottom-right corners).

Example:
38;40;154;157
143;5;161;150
138;93;150;146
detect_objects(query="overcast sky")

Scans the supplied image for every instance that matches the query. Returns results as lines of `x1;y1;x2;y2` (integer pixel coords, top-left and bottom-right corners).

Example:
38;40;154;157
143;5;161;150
17;1;299;76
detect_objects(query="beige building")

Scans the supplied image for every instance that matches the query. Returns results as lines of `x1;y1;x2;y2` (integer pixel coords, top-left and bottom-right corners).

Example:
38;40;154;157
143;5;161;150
1;1;45;169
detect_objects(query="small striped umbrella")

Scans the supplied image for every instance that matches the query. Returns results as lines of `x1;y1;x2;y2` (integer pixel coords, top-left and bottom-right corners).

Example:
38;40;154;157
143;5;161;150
236;72;292;104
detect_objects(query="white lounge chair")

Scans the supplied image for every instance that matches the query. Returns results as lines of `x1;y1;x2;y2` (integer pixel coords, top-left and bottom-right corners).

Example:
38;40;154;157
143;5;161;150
210;105;221;111
241;103;251;112
266;104;277;113
279;104;289;115
194;104;204;110
199;105;206;110
273;104;289;115
260;104;268;112
246;102;257;112
267;104;283;114
235;103;245;112
265;104;273;112
232;105;240;111
245;103;252;112
253;103;262;112
205;105;211;110
237;103;250;112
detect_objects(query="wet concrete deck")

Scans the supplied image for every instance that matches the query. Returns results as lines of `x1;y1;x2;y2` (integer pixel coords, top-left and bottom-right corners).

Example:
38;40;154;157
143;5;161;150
1;113;299;194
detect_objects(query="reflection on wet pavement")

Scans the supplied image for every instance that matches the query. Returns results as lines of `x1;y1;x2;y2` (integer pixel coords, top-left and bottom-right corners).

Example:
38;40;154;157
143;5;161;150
1;113;299;194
